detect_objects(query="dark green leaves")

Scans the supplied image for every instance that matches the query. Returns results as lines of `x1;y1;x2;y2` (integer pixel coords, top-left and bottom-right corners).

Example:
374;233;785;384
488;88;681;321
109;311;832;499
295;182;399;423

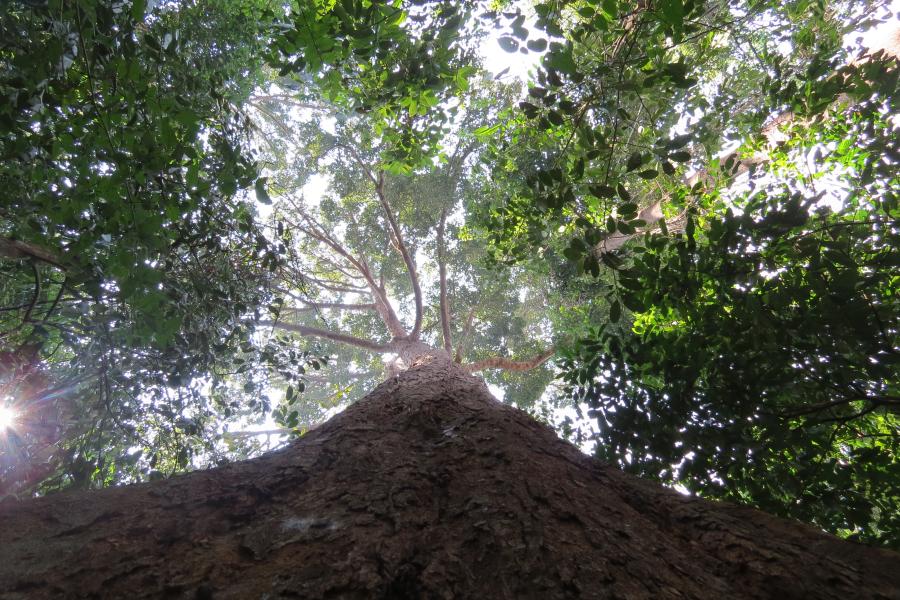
609;300;621;323
498;36;519;52
657;0;684;30
590;185;616;198
255;177;272;205
626;152;646;172
527;38;548;52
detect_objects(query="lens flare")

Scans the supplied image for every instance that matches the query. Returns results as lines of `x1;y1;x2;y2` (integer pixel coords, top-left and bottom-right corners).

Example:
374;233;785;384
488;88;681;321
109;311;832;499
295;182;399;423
0;405;17;429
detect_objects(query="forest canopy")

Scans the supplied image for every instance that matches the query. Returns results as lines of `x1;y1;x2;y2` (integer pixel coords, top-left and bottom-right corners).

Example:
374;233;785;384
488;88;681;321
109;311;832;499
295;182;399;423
0;0;898;549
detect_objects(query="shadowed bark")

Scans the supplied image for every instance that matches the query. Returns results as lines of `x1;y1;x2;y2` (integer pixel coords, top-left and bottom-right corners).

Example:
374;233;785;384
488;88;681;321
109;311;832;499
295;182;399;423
1;356;898;599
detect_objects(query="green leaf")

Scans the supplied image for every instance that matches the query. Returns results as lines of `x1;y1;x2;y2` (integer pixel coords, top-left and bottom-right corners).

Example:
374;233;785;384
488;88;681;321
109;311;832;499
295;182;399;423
527;39;548;52
610;300;621;323
591;185;616;198
602;0;617;17
255;178;272;205
626;152;644;172
617;220;635;234
546;46;577;75
473;123;502;140
666;134;692;149
498;37;519;52
637;169;659;179
132;0;148;20
658;0;684;29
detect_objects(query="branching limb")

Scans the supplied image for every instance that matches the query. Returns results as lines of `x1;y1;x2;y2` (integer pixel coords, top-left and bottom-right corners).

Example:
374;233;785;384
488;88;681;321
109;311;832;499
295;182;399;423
437;209;452;353
258;320;389;352
463;347;555;373
291;211;406;336
340;144;378;184
249;95;329;111
376;172;423;339
775;395;900;419
282;302;377;313
22;262;41;324
0;238;65;269
454;307;476;363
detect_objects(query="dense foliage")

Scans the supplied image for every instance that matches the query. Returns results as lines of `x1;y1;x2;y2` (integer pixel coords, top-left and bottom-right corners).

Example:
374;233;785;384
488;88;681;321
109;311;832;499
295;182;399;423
0;0;324;492
0;0;897;549
478;0;899;546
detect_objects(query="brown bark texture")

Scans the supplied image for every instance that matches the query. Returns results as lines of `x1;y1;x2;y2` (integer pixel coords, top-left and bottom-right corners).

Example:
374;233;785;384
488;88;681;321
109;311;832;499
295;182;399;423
1;357;898;599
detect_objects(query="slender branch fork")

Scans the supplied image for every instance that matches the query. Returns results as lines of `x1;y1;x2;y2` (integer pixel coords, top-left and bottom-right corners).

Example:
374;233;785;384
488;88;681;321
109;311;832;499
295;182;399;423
375;172;423;340
258;320;389;353
285;206;407;337
268;143;554;374
437;209;452;353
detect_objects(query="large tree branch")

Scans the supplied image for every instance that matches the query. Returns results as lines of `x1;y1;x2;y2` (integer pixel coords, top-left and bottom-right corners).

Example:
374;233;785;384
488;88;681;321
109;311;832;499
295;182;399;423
0;238;65;269
340;144;378;185
292;210;407;339
284;272;370;295
436;210;452;353
463;347;555;373
376;173;423;340
774;395;900;419
283;302;377;313
258;320;389;353
249;95;329;111
454;307;476;363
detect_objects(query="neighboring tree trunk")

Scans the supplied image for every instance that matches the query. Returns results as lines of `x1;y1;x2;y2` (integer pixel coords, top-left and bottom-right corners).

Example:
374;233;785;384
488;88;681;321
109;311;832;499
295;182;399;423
1;357;898;599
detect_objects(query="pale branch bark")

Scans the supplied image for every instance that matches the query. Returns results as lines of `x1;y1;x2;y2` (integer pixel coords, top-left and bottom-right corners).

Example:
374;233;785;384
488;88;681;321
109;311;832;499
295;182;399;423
691;26;900;185
376;173;423;340
0;238;65;269
272;289;373;317
259;320;389;353
593;201;669;255
340;144;378;185
354;259;407;339
279;262;368;291
292;210;407;338
299;224;405;338
463;347;555;373
436;209;452;354
283;302;377;313
294;277;369;296
296;245;369;282
249;95;329;111
293;215;367;274
454;307;476;363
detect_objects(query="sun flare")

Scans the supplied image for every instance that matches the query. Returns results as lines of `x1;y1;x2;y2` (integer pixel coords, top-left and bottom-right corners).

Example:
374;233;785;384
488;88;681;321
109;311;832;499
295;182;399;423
0;405;17;430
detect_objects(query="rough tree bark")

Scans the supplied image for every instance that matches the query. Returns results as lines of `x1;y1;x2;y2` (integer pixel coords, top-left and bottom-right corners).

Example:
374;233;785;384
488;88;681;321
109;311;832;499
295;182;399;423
1;356;898;599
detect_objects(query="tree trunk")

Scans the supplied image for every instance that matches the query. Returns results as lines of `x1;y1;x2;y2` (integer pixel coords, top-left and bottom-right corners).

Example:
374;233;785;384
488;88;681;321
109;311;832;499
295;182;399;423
1;356;898;599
